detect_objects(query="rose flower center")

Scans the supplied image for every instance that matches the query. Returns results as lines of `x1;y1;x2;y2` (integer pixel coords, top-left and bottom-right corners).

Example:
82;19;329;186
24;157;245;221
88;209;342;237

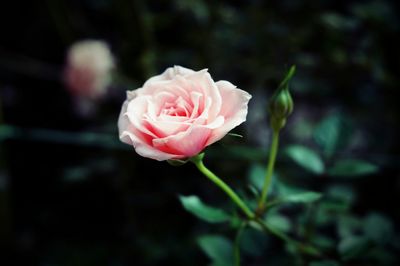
161;96;193;117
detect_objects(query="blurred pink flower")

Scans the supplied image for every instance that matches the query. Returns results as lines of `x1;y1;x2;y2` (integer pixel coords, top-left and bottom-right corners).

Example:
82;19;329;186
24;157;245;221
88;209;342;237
118;66;251;161
64;40;114;99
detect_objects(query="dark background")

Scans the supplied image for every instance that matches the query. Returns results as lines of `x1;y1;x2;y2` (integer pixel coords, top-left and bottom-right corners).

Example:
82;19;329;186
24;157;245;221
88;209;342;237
0;0;399;265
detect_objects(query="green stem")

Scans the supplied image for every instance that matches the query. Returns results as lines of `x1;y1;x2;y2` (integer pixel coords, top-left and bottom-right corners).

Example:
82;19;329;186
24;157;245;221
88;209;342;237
234;222;247;266
191;156;254;219
253;218;321;257
258;129;280;210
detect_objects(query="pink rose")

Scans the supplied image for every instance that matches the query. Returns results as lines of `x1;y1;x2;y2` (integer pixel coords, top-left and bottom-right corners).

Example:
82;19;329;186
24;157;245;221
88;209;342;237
118;66;251;161
64;40;114;99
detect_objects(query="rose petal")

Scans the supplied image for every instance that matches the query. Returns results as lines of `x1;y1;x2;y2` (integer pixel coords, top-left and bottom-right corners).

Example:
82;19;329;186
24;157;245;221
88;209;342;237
120;129;181;161
206;80;251;145
125;96;158;138
153;125;212;157
144;116;191;137
117;99;130;137
127;90;136;100
192;96;212;126
189;91;202;119
205;115;225;129
137;79;192;103
154;91;176;112
143;65;195;87
185;70;222;121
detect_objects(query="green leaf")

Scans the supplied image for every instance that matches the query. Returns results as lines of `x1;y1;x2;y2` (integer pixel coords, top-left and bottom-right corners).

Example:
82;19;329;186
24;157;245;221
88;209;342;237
179;195;230;223
167;158;189;166
338;236;371;261
285;145;325;174
268;192;322;208
265;212;292;233
240;227;270;256
327;185;355;205
227;133;243;138
274;177;303;196
328;159;378;177
316;201;351;224
314;113;353;158
278;65;296;89
284;192;323;203
338;216;363;238
363;212;393;245
312;235;336;250
320;13;358;30
247;164;265;190
197;235;233;266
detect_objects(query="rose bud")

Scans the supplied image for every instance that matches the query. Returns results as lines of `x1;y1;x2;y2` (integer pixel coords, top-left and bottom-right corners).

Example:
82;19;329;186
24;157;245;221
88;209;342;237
268;66;295;131
64;40;115;99
118;66;252;161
